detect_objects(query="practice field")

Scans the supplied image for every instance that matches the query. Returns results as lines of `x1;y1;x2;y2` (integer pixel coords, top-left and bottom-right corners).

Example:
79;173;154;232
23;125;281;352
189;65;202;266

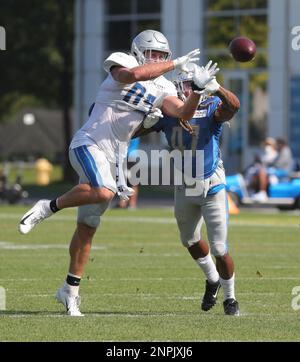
0;205;300;341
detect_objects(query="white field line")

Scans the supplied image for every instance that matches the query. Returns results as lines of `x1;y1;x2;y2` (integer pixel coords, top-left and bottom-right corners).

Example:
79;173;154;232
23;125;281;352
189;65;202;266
239;265;300;269
1;212;299;228
1;243;299;253
96;276;300;280
0;245;298;255
11;291;286;298
0;278;62;282
0;277;299;282
0;241;105;250
2;241;298;257
2;312;298;319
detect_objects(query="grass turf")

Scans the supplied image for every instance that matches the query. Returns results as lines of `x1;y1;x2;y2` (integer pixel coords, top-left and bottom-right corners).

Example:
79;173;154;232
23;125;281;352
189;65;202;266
0;205;300;341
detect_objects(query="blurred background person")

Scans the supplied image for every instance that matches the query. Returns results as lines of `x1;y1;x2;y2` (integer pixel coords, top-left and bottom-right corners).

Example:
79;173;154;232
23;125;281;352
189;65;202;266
260;137;278;167
266;138;294;185
247;137;294;202
273;138;293;173
246;137;277;202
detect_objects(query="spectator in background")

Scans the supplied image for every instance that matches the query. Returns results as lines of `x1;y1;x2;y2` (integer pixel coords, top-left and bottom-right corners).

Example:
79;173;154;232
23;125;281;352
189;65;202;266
247;137;277;202
260;137;278;167
117;137;140;209
248;137;294;202
266;138;294;185
273;138;293;173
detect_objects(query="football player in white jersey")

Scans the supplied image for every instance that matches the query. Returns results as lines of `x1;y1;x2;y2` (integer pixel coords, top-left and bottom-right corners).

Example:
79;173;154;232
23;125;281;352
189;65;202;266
18;30;218;316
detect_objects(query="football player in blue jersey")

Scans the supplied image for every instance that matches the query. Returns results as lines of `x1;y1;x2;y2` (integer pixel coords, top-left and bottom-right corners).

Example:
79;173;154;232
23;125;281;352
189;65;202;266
134;63;241;316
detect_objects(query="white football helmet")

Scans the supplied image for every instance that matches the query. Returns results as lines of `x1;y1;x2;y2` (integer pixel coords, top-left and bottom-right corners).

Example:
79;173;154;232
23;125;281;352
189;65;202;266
173;63;195;101
173;63;208;102
131;30;172;64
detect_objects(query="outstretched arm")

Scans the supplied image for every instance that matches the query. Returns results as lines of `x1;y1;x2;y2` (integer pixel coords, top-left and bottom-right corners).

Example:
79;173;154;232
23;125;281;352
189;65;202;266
111;49;200;83
213;86;240;122
111;62;174;83
162;93;201;121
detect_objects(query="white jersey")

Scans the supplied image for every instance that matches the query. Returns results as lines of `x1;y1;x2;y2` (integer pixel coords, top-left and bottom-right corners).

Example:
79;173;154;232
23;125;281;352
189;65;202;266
70;52;177;162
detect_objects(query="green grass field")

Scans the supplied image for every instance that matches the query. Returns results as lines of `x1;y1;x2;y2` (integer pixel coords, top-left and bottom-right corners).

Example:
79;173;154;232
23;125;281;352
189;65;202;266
0;205;300;341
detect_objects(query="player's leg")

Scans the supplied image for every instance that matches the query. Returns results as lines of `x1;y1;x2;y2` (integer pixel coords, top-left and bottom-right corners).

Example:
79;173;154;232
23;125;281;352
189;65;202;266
68;223;96;276
55;146;115;316
55;221;96;317
19;145;116;234
174;186;220;311
188;237;221;312
56;201;110;316
202;188;240;316
56;182;114;209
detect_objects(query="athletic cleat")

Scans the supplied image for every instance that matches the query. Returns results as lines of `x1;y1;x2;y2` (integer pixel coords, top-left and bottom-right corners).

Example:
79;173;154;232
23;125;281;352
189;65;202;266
55;287;84;317
223;298;240;316
201;280;221;311
19;199;53;234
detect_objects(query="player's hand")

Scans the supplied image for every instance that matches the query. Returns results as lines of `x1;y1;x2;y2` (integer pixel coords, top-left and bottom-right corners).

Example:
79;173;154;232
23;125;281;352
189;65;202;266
115;150;134;201
173;49;200;72
117;185;135;201
204;77;220;94
143;107;163;129
192;61;219;93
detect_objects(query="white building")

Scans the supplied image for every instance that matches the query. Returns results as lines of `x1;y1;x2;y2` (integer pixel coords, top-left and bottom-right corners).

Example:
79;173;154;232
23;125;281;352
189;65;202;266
73;0;300;174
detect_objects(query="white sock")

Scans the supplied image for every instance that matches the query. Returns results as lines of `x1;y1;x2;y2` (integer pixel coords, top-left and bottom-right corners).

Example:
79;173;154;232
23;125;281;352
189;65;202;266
63;280;79;297
219;274;235;301
195;254;219;284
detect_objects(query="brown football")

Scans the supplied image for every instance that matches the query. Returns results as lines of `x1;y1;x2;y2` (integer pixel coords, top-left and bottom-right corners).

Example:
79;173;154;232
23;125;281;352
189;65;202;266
229;37;256;62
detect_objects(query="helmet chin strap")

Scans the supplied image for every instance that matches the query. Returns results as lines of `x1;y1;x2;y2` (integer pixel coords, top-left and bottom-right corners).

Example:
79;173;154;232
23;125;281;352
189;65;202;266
176;81;190;101
136;52;146;65
131;42;146;65
179;83;187;101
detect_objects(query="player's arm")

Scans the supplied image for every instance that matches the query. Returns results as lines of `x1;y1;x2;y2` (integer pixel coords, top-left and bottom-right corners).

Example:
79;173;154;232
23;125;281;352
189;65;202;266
161;93;201;121
111;49;200;83
111;62;174;83
213;86;240;122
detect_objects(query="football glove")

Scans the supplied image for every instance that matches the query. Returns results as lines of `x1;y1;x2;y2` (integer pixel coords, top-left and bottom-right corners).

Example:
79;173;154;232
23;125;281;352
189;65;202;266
143;108;163;129
173;49;200;72
117;185;135;201
192;61;219;93
204;77;220;94
115;150;135;201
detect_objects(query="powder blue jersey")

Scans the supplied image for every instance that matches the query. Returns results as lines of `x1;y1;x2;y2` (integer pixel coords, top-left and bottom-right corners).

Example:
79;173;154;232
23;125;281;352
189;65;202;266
153;96;223;179
128;137;140;157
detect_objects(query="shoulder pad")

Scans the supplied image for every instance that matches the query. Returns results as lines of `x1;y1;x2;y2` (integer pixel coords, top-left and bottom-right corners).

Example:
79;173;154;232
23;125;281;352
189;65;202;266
103;52;139;73
163;78;177;96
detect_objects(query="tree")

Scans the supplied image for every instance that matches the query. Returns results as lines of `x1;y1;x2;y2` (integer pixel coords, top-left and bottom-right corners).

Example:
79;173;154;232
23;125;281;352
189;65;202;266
0;0;74;181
